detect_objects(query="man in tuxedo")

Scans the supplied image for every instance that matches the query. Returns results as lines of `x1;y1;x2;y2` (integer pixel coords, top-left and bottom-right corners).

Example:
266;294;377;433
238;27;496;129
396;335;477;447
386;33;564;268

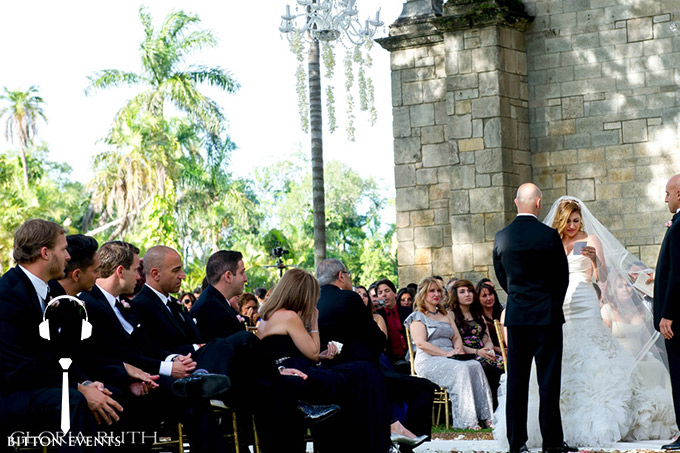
653;174;680;451
375;278;412;372
316;258;435;452
493;183;573;453
0;219;123;447
190;250;247;341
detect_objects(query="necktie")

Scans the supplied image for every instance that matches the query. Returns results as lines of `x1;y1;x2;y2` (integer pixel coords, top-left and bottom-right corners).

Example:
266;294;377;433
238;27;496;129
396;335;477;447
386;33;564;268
168;301;187;325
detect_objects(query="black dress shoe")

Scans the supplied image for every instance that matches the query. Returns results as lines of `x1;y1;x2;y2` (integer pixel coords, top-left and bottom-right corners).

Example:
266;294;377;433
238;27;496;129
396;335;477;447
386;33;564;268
509;444;529;453
296;402;340;424
543;442;578;453
171;372;231;398
662;439;680;450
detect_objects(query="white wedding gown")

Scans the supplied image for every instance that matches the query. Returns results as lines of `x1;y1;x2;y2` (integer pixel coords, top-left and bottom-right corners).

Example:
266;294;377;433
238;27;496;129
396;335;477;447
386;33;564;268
493;252;676;447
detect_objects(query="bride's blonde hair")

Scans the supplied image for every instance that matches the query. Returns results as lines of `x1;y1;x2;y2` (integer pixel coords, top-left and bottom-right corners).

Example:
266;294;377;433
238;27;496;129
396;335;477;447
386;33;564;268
552;199;583;238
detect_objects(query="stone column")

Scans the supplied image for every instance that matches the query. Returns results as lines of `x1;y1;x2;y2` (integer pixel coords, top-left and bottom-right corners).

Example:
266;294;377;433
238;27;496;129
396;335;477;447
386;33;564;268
378;0;532;285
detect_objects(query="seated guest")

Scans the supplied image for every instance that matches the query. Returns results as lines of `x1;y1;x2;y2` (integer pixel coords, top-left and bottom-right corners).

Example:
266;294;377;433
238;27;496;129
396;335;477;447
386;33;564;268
449;279;504;407
317;259;434;452
375;278;412;372
476;281;504;355
190;250;248;341
0;219;123;446
405;277;493;430
254;286;267;304
257;268;392;453
358;285;388;336
238;292;260;327
179;291;196;311
397;287;415;309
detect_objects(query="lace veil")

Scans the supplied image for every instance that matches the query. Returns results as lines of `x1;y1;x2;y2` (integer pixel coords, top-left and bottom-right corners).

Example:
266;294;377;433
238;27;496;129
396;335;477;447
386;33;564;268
543;196;667;373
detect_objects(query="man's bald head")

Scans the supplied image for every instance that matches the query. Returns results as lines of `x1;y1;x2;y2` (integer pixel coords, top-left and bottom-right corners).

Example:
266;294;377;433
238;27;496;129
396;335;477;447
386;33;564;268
515;183;543;215
665;174;680;213
143;245;178;276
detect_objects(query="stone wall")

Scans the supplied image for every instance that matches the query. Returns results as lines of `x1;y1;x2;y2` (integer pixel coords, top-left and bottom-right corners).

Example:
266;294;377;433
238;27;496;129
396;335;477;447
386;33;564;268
379;0;680;286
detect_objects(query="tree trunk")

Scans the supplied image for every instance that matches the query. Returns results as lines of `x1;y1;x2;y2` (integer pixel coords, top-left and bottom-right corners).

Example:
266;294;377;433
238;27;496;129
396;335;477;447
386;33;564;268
308;39;327;267
19;147;29;189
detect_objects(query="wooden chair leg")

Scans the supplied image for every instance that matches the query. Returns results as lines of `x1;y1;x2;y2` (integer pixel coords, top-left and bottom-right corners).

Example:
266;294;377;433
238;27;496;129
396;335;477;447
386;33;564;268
252;414;260;453
232;412;240;453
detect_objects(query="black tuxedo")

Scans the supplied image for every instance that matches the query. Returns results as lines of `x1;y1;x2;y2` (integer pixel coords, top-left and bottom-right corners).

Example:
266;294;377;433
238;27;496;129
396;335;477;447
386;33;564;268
80;285;171;374
190;284;245;342
654;210;680;426
0;266;99;440
493;215;569;449
131;284;202;355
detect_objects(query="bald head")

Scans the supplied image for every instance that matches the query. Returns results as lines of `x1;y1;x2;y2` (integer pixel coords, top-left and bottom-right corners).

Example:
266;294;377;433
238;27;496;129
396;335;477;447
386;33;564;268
143;245;178;276
515;183;542;215
665;174;680;213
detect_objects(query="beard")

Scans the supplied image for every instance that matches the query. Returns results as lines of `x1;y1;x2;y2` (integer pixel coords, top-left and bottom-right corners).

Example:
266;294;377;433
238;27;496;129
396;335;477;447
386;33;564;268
47;258;66;280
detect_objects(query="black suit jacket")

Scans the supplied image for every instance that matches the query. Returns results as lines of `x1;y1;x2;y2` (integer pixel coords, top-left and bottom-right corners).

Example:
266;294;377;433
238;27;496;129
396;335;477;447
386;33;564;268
376;304;412;362
654;211;680;330
80;285;172;374
493;215;569;326
190;284;245;342
0;266;64;394
131;285;202;355
317;284;386;363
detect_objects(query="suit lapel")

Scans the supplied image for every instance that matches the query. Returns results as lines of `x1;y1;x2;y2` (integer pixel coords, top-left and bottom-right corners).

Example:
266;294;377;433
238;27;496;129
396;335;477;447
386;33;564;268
13;266;44;318
145;286;187;336
92;286;134;338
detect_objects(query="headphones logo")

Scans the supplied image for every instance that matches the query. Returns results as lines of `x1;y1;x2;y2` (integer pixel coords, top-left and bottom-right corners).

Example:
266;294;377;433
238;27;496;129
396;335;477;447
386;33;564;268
38;295;92;434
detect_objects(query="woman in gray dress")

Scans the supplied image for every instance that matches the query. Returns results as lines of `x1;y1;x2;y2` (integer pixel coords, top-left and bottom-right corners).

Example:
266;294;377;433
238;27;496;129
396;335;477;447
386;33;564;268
405;277;493;429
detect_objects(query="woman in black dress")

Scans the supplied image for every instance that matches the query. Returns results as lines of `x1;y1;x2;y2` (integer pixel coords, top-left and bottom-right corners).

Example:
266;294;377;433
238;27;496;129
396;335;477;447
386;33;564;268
257;269;391;453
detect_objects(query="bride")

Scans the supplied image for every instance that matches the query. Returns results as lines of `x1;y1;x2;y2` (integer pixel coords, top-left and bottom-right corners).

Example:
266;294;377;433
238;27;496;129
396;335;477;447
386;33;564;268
494;196;676;447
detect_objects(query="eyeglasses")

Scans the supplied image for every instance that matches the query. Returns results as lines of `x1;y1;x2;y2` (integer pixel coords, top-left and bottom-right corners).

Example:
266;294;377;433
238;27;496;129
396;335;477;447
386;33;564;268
341;270;352;277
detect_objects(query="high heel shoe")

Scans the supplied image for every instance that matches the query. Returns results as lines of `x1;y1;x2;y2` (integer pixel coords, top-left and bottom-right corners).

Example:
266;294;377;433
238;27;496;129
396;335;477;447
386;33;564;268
390;433;428;448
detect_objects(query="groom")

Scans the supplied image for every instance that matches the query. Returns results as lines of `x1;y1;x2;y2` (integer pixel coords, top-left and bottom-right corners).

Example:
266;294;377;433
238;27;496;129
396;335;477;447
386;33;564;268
493;183;575;453
654;174;680;451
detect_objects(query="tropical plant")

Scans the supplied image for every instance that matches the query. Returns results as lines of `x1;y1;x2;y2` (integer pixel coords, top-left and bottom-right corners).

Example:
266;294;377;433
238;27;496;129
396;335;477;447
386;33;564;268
0;86;47;189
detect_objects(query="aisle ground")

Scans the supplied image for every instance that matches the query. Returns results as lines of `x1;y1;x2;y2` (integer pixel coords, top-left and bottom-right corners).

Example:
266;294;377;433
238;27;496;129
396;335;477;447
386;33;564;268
409;439;674;452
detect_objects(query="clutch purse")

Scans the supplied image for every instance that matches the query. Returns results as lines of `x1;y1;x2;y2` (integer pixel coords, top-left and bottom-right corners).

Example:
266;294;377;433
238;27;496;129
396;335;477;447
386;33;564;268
449;353;476;360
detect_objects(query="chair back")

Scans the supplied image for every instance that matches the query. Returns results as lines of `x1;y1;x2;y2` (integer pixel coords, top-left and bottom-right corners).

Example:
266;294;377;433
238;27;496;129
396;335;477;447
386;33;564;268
494;319;507;370
404;324;416;376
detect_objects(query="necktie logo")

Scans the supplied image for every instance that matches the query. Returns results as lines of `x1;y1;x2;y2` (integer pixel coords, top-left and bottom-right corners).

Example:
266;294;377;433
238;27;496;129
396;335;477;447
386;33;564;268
38;295;92;433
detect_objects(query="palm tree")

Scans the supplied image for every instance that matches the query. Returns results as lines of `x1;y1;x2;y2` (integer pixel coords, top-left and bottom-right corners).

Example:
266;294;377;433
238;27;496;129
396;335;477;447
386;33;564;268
0;86;47;189
86;7;239;238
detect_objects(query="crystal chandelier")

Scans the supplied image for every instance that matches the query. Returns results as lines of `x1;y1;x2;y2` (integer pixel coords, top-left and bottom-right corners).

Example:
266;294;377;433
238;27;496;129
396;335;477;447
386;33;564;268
279;0;384;44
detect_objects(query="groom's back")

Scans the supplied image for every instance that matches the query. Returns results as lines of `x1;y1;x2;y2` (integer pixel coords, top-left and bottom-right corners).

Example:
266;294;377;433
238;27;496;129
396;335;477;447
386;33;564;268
493;216;569;327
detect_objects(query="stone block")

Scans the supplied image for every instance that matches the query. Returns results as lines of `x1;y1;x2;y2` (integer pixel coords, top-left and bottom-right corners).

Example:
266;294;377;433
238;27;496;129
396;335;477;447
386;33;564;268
564;133;591;149
479;72;499;97
402;66;436;83
472;47;501;72
551;149;579;165
472;97;501;119
397;227;414;242
391;49;414;70
396;187;429;211
416;168;438;185
476;174;491;187
397;241;415;266
455;89;480;101
399;265;432;287
410;104;435;128
608;167;635;183
578;147;605;162
391;71;402;107
395;164;416;188
456;100;472;114
451;214;485;243
473;242;494;266
566;178;595;201
402;81;423;106
591;130;620;147
423;79;445;103
396;212;410;228
533;53;560;70
411;210;435;228
545;36;572;53
484;117;502;148
429;183;450;201
434;207;449;225
622;119;648;143
415;248;433;265
452;244;473;273
438;167;451;183
432;247;454;276
469;187;505;213
549;120;576;136
475;148;504;173
421;125;445;145
449;114;472;139
472;119;484;138
451;165;476;189
450;189;470;214
574;63;602;80
605;145;633;160
562;96;584;119
393;107;411;138
572;32;600;49
448;74;478;91
627;17;654;43
423;143;451;167
394;137;421;164
599;29;628;46
435;101;448;126
415;226;443;248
